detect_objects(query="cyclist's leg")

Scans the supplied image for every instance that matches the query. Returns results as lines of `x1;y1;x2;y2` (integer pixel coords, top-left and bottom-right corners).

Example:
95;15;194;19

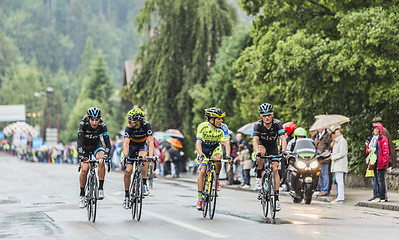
272;161;280;191
255;145;266;189
212;145;223;175
94;147;106;181
124;146;139;196
79;162;89;191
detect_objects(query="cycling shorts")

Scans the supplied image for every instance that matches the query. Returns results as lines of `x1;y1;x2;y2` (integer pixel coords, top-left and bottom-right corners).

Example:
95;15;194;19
82;141;105;158
126;143;148;165
197;144;223;167
260;144;280;162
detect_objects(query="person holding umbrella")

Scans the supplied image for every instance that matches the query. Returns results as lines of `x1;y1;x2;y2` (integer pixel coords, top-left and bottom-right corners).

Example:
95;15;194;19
166;138;183;178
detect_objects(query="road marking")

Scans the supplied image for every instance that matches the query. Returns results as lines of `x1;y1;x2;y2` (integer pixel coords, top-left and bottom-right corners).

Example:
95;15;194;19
147;211;228;238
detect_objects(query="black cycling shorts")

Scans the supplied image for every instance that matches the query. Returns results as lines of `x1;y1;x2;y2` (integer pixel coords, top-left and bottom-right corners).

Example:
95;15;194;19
82;141;105;158
126;143;148;165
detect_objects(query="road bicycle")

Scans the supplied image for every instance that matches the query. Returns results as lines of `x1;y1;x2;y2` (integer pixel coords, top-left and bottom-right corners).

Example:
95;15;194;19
125;156;156;221
258;154;284;219
79;155;110;222
202;158;229;219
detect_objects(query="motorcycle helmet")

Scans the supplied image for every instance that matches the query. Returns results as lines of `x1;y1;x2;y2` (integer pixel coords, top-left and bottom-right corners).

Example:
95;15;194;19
293;127;307;138
283;122;297;136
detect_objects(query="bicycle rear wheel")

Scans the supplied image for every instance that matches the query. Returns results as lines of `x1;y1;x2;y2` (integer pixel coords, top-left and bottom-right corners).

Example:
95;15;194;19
202;174;209;218
270;172;277;219
209;172;217;219
261;173;269;217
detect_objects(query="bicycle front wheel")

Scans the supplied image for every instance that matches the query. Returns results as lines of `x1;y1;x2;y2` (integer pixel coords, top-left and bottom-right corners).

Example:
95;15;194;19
208;172;217;219
136;172;143;221
202;174;209;218
270;172;277;219
261;173;269;218
148;166;154;189
91;175;98;223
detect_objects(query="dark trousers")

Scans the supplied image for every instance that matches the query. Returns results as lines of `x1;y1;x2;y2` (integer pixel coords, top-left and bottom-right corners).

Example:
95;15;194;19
372;168;386;200
243;169;251;186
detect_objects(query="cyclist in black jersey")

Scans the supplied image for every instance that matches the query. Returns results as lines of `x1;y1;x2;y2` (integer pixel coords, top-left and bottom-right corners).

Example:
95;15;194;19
253;103;287;211
122;108;154;209
77;107;111;208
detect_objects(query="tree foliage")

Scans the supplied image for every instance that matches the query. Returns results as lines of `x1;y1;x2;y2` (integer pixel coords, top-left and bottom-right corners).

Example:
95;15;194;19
235;1;399;173
123;0;238;155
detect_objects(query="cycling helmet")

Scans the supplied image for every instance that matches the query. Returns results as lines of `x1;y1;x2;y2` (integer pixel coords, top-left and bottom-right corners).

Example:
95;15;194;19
87;107;102;119
293;127;307;138
204;107;226;119
283;122;297;136
258;103;273;114
126;108;144;121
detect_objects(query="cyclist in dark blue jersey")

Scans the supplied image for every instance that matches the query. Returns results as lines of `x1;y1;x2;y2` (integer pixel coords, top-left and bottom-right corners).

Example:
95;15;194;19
253;103;287;211
77;107;111;208
122;108;155;209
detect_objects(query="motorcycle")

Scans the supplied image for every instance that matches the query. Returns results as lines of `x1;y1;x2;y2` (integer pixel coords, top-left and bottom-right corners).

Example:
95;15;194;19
286;138;330;204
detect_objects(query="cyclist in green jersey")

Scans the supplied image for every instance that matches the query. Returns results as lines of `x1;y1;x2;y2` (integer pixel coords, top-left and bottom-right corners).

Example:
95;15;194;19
195;107;232;210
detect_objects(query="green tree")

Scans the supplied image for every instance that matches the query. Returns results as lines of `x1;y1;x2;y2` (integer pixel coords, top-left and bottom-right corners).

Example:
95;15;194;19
0;29;20;80
122;0;237;156
235;1;399;173
192;25;251;131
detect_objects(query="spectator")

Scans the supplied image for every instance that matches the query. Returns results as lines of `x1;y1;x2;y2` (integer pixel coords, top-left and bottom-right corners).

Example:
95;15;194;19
237;144;252;188
366;124;389;202
371;116;397;168
330;125;348;203
315;128;332;196
167;138;183;178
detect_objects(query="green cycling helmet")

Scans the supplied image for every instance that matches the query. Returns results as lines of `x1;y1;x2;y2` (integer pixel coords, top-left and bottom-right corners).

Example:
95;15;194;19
294;127;307;137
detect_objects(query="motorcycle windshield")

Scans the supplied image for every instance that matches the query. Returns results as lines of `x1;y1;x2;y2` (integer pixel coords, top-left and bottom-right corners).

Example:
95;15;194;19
293;139;316;157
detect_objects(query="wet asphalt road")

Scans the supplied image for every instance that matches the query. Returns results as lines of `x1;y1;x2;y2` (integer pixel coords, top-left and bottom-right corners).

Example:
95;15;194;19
1;153;399;240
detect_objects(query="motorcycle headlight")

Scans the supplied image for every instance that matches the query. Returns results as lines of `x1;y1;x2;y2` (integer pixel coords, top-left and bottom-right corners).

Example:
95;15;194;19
310;160;319;169
296;160;306;169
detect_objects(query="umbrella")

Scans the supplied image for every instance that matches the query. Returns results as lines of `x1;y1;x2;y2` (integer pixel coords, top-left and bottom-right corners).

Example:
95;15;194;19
166;138;183;148
165;129;184;139
237;122;256;136
309;114;350;131
228;130;237;143
153;131;169;141
3;122;38;137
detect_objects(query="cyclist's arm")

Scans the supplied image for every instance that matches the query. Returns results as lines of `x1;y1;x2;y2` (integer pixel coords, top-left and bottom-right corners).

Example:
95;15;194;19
223;139;231;157
196;139;204;156
77;118;86;157
147;136;154;158
280;134;287;152
253;136;261;155
123;137;130;157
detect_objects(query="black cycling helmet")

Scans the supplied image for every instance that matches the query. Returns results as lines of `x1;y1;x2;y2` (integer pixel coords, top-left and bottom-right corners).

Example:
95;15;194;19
87;107;102;119
204;107;226;119
258;103;273;114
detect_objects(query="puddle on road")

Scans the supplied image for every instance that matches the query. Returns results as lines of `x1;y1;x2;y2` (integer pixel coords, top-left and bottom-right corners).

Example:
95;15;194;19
33;202;65;206
0;199;20;204
217;209;296;225
0;211;62;238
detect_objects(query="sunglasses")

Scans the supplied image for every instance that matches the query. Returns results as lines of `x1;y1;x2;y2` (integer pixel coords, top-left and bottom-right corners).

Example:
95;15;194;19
89;118;100;122
261;113;272;117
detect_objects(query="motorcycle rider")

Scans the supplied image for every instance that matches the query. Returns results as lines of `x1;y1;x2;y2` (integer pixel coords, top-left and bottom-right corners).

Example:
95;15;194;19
287;127;307;197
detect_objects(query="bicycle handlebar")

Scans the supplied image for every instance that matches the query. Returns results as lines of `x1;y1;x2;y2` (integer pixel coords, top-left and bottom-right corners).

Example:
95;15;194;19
203;158;230;163
258;154;285;159
78;156;110;172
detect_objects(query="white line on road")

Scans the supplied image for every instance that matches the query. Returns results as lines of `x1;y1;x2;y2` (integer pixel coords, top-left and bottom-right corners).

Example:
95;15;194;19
146;211;228;238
